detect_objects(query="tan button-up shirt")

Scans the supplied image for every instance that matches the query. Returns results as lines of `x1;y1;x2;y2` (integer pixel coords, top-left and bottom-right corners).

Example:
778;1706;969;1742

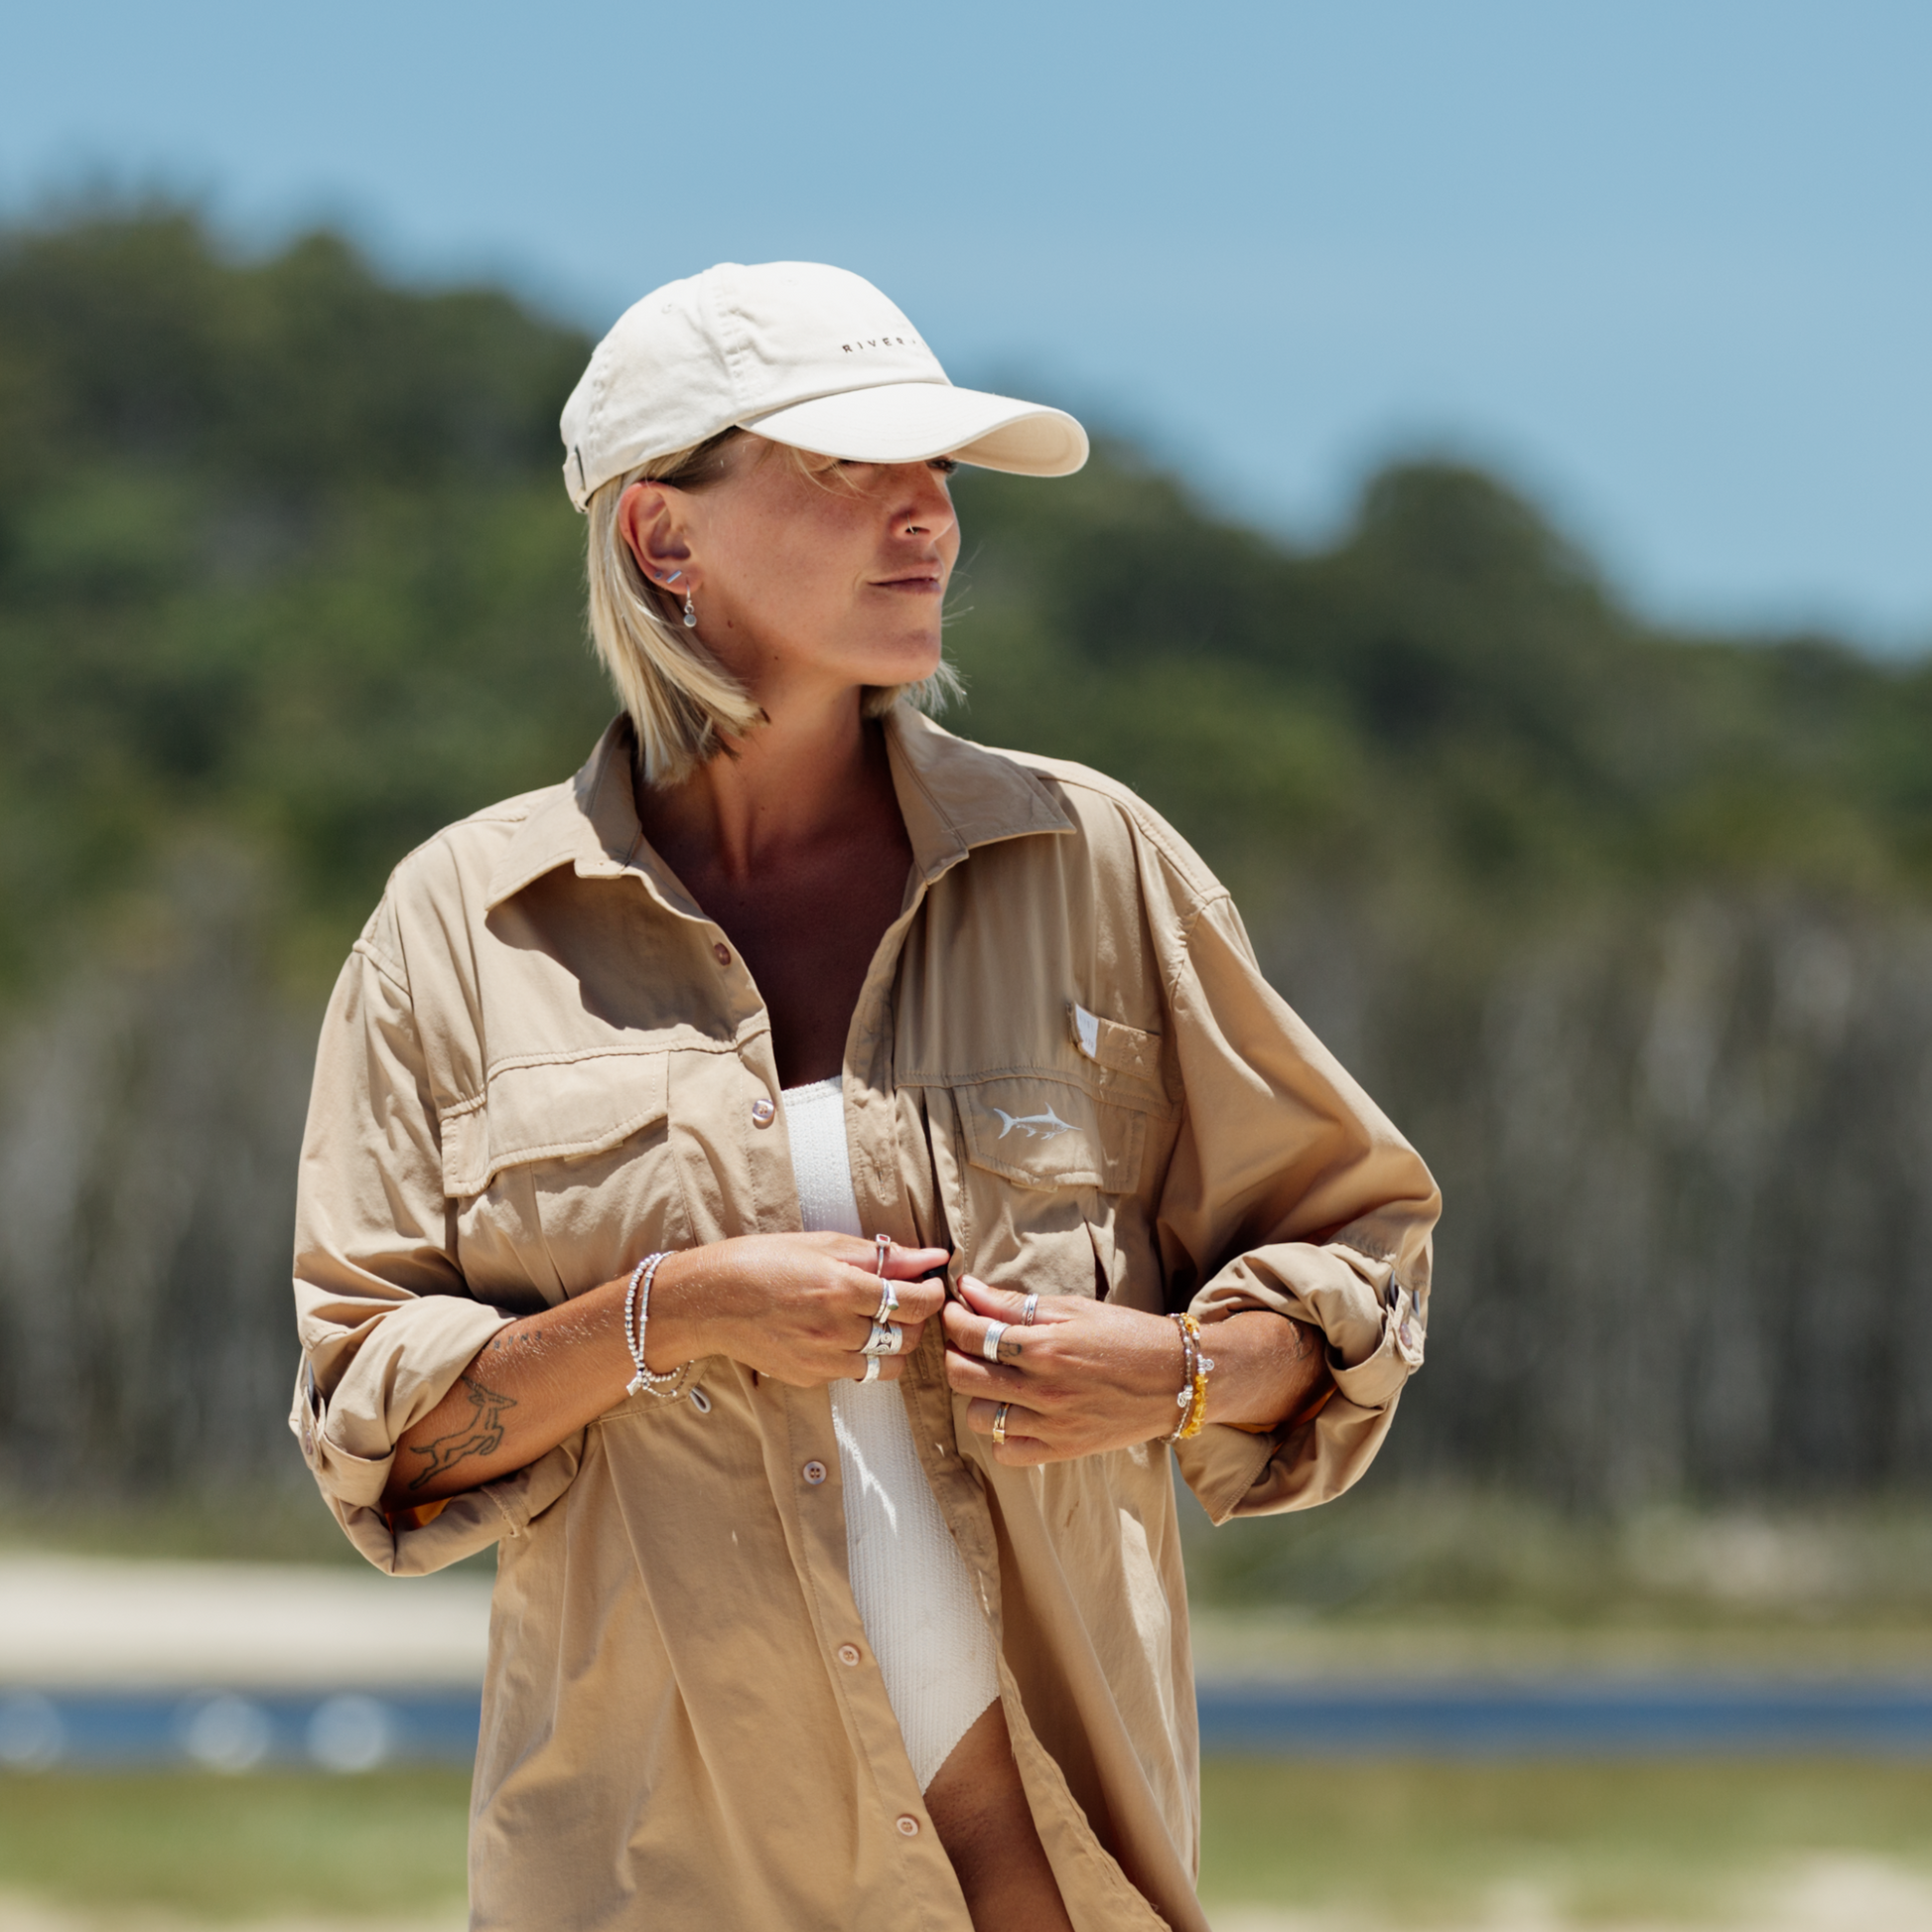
291;707;1438;1932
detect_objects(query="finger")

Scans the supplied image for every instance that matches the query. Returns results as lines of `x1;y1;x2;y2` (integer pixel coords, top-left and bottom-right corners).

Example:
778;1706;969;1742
839;1238;951;1281
962;1397;1048;1462
953;1275;1071;1324
844;1274;946;1329
939;1298;1031;1365
944;1350;1027;1398
852;1313;927;1355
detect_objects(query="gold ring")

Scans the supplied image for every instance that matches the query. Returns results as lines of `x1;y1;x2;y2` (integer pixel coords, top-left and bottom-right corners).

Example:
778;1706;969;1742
992;1402;1011;1448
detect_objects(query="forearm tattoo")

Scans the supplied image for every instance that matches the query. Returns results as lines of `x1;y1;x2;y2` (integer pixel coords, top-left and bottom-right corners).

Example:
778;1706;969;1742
404;1374;518;1492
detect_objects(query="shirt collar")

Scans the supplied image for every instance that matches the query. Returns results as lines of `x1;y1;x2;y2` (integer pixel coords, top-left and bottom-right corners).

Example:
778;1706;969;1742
483;706;1073;913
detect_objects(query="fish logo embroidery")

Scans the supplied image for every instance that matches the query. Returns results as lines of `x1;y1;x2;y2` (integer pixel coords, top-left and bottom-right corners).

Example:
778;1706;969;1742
992;1105;1075;1142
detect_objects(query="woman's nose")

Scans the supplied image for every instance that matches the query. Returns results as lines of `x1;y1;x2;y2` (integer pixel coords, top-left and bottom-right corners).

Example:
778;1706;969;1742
893;464;957;539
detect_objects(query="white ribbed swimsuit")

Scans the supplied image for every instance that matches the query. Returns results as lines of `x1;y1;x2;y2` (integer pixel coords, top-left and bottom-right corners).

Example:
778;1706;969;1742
781;1077;1001;1791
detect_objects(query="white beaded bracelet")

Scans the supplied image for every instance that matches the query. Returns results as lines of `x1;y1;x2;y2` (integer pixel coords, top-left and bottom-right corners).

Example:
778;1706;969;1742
622;1252;683;1400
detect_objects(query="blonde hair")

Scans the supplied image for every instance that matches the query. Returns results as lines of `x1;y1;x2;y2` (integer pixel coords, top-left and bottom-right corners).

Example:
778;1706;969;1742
585;431;964;785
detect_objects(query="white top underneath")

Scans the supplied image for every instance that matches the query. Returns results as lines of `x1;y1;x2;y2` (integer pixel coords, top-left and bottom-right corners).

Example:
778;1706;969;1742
781;1076;1000;1792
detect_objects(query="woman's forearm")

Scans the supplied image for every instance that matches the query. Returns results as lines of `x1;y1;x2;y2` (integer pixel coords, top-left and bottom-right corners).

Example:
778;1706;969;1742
381;1276;636;1510
378;1236;949;1512
1201;1309;1331;1432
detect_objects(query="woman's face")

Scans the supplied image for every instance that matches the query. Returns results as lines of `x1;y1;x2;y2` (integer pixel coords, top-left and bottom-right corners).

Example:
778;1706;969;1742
620;436;960;708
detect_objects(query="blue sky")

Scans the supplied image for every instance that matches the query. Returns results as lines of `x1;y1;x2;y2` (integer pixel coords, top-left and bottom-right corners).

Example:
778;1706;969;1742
5;0;1927;645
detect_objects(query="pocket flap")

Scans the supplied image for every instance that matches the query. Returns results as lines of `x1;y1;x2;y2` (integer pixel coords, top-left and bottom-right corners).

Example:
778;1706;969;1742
441;1052;669;1198
955;1075;1145;1193
1070;1003;1163;1083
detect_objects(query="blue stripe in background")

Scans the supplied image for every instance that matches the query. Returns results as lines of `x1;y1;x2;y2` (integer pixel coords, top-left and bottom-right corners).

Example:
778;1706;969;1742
6;1681;1932;1769
1194;1681;1932;1757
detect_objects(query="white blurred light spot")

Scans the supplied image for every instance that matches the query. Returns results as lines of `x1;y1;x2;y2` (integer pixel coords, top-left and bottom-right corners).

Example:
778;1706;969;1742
0;1691;65;1768
307;1693;394;1773
180;1694;272;1772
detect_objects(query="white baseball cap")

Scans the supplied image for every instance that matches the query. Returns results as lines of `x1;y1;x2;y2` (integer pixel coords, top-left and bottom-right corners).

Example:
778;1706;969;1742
559;261;1089;511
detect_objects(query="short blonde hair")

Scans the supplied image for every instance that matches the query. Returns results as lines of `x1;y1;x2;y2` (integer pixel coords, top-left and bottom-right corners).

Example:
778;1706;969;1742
585;432;963;785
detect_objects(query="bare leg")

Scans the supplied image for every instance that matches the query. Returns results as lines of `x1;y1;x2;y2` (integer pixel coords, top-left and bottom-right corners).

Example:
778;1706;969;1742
922;1700;1075;1932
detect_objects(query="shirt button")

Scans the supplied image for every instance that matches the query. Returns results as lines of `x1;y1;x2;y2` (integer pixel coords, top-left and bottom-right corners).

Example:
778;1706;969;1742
837;1643;862;1667
802;1459;827;1485
713;942;732;965
752;1097;775;1128
896;1815;920;1838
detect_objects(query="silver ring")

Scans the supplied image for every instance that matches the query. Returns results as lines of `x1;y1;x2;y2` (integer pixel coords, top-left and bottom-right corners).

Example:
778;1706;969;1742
982;1321;1008;1363
873;1233;893;1276
1021;1295;1039;1325
863;1320;903;1357
873;1280;899;1324
861;1355;881;1383
992;1402;1011;1447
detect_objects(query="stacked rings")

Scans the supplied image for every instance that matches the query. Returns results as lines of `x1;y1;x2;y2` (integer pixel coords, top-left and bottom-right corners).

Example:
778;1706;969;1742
982;1321;1008;1362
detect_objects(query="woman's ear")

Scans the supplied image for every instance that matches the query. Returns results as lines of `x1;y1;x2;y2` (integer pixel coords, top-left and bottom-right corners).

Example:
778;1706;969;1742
618;481;694;590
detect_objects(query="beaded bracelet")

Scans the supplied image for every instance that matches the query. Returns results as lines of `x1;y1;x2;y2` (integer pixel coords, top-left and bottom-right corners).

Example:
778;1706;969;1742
623;1252;684;1400
1167;1311;1215;1443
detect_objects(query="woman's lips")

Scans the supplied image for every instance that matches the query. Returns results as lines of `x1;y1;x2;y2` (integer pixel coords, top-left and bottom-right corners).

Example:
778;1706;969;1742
873;572;943;594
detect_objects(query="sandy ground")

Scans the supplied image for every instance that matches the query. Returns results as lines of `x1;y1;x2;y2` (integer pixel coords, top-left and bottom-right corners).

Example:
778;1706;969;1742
7;1553;1930;1692
5;1861;1932;1932
0;1556;489;1689
0;1906;464;1932
1206;1858;1932;1931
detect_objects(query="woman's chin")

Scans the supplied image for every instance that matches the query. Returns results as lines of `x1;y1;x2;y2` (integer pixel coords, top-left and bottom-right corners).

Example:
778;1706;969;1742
841;637;945;691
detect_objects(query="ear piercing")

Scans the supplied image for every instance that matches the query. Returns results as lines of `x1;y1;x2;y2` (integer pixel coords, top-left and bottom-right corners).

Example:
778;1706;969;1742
651;568;698;628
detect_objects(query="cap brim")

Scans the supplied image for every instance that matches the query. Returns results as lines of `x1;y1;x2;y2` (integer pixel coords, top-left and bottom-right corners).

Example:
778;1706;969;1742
739;382;1088;478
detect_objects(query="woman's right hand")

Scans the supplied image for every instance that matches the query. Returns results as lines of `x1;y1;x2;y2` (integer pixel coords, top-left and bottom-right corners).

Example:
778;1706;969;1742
645;1233;949;1387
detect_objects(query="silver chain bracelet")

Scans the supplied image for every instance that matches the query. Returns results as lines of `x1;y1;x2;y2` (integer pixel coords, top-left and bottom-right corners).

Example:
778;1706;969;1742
623;1252;683;1400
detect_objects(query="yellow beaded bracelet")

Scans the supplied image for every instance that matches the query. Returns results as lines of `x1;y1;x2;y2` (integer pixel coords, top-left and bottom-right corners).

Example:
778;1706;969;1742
1168;1312;1215;1443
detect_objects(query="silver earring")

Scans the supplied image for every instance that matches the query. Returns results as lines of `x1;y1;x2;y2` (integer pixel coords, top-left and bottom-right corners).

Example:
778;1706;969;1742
681;588;697;629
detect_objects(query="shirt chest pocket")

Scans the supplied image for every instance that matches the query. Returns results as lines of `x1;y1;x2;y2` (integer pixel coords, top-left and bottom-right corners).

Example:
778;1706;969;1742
440;1051;681;1303
926;1073;1151;1303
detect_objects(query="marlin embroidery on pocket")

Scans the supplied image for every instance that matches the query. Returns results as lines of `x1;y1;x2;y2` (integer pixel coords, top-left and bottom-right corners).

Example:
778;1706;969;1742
992;1104;1075;1141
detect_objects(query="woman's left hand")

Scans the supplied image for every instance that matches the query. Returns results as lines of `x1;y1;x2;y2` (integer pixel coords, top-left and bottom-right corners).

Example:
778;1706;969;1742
941;1276;1330;1465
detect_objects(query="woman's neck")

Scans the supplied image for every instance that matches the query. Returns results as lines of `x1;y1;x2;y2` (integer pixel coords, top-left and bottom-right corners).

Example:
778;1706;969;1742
643;685;891;885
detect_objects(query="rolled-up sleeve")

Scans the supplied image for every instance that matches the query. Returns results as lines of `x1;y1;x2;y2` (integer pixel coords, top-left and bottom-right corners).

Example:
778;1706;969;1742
1156;894;1440;1523
290;903;580;1575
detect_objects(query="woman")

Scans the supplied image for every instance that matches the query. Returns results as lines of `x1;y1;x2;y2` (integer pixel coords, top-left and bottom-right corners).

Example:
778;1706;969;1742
292;261;1438;1932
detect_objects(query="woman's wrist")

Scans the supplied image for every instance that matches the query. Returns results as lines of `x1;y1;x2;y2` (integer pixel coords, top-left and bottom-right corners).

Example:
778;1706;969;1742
628;1246;720;1372
1197;1310;1330;1432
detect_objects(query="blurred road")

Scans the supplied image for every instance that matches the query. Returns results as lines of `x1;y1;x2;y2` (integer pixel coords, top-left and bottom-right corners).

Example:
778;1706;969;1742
0;1554;489;1689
